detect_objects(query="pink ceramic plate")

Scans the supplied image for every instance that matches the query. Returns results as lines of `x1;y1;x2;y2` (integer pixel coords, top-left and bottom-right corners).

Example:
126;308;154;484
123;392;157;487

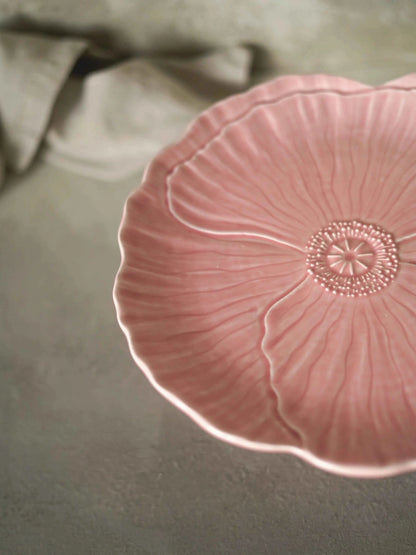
114;74;416;478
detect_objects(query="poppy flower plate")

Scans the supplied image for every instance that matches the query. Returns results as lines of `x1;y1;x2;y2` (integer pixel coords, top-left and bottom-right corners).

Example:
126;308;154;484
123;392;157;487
114;74;416;478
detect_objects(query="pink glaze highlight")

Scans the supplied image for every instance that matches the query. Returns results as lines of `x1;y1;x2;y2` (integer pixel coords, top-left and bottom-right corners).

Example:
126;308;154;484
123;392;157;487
114;74;416;477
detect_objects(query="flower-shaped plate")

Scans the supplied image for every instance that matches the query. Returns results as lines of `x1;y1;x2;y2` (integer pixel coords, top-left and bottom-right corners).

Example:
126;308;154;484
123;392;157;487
114;74;416;478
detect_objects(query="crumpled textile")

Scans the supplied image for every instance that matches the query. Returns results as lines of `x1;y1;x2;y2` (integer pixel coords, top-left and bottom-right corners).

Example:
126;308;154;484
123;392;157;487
0;29;253;186
42;46;252;180
0;31;87;185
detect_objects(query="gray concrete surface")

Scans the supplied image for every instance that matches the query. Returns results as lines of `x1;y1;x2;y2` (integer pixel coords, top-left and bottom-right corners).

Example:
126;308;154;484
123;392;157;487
1;161;416;554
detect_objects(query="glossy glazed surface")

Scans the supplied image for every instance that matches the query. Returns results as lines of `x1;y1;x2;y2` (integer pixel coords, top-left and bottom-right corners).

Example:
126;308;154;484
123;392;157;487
114;74;416;477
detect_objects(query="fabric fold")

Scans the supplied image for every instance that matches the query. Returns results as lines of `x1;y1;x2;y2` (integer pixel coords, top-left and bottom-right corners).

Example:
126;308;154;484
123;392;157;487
40;46;253;181
0;31;252;185
0;31;86;182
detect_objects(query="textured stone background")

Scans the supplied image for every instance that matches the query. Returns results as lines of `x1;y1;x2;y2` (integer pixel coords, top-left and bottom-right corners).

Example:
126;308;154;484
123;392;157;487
1;2;416;554
2;162;416;555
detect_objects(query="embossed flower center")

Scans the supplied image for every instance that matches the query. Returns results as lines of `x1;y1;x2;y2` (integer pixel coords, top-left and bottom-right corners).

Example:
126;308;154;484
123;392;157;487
306;221;399;297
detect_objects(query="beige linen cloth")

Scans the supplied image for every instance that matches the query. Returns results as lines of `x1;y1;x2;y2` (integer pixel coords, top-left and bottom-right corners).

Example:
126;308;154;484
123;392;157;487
0;30;253;186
